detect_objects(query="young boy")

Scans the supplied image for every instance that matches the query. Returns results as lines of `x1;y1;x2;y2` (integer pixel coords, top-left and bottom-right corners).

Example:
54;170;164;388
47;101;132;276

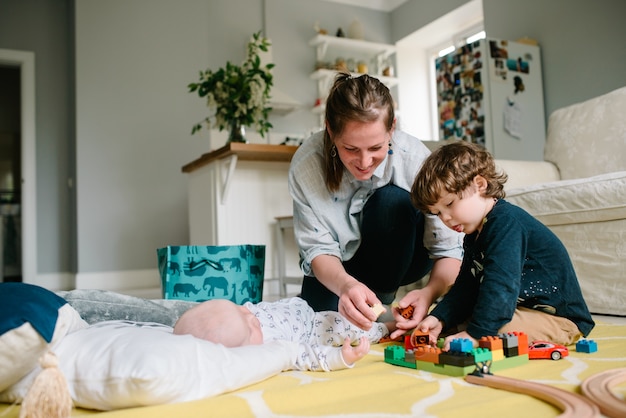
173;296;394;372
397;141;594;349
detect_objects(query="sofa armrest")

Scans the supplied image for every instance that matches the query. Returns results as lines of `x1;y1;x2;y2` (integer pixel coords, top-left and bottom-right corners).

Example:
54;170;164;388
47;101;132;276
496;159;561;191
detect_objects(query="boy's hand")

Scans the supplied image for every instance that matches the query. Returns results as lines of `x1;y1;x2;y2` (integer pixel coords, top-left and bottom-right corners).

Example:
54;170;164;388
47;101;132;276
413;315;443;346
389;289;433;339
341;336;370;366
441;330;478;351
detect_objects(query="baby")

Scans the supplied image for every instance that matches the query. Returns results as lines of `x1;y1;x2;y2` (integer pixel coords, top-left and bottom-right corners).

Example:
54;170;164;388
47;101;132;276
174;296;394;372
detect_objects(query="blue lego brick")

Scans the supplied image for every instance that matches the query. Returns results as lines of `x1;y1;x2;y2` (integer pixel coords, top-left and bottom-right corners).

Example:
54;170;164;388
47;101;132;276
450;338;473;353
576;339;598;353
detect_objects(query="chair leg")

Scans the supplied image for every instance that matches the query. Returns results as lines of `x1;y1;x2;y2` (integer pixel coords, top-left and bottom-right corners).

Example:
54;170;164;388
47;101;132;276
275;220;287;297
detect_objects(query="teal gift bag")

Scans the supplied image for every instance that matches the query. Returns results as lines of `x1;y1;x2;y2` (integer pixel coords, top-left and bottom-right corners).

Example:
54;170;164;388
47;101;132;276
156;245;265;304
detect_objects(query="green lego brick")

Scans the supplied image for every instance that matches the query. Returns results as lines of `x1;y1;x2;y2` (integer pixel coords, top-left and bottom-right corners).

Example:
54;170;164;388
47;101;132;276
490;354;529;372
415;359;476;377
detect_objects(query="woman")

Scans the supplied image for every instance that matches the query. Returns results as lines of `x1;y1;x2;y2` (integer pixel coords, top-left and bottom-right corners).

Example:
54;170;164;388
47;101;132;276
288;73;463;331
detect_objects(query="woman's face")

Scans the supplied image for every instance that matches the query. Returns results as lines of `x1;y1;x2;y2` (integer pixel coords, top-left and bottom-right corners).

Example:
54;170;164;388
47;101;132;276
332;118;392;181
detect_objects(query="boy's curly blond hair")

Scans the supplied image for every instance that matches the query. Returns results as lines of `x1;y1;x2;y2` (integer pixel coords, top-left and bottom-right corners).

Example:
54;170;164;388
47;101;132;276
411;141;508;213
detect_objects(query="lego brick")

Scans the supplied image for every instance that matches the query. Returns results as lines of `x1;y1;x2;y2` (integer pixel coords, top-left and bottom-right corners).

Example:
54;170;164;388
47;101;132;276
439;351;476;367
479;336;502;351
491;354;529;371
502;331;528;355
490;348;504;362
411;330;429;347
384;345;416;369
450;338;473;353
370;303;386;318
504;346;519;358
471;347;492;364
414;345;441;364
498;333;519;350
576;339;598;353
385;344;406;361
415;359;477;377
513;332;529;355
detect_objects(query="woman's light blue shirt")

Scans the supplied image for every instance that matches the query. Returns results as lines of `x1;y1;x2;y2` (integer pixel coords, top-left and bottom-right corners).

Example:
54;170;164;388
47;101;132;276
288;130;463;277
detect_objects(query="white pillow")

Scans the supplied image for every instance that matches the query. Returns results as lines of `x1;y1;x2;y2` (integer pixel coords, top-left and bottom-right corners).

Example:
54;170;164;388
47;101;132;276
0;320;298;410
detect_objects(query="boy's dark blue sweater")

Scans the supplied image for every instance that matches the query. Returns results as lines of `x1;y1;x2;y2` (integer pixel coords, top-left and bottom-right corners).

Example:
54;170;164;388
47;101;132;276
431;199;595;339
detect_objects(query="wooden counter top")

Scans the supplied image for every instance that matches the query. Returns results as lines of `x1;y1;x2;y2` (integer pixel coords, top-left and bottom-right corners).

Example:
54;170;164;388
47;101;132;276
182;143;299;173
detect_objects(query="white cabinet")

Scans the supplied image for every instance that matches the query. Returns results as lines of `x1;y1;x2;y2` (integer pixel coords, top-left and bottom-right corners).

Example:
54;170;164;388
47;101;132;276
309;34;398;117
183;143;301;299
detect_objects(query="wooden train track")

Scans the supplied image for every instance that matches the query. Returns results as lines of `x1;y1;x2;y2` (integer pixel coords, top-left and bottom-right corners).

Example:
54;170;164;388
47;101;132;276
581;367;626;418
465;373;600;418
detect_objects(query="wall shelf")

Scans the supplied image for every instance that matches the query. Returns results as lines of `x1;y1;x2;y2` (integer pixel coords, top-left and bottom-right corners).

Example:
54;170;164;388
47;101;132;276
309;34;396;62
308;34;399;122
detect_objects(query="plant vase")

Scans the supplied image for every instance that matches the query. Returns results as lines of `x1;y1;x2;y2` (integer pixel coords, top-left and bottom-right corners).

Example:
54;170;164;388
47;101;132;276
228;120;247;144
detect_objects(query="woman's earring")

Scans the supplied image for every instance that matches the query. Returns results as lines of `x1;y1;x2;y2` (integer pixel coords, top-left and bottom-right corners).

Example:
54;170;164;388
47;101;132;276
331;145;337;158
388;141;393;155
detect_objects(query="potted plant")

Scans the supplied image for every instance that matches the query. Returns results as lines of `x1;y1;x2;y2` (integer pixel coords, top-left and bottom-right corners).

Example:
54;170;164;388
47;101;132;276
188;31;274;143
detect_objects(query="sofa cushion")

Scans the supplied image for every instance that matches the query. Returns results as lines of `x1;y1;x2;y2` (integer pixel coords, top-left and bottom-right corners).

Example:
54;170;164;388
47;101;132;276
544;221;626;316
544;86;626;180
506;171;626;226
496;160;560;191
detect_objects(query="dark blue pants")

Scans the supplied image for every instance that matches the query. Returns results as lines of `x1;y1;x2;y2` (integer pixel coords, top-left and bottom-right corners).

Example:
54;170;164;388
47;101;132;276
300;184;433;311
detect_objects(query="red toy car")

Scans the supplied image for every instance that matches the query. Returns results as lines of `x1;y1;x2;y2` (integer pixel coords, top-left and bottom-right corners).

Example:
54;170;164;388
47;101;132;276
528;340;569;360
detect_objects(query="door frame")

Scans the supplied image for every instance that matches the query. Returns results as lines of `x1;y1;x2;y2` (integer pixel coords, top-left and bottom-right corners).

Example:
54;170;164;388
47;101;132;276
0;48;37;283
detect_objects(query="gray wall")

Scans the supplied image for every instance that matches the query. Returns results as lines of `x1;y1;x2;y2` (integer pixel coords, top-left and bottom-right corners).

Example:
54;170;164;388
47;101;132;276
393;0;626;118
1;0;625;287
0;0;75;276
482;0;626;115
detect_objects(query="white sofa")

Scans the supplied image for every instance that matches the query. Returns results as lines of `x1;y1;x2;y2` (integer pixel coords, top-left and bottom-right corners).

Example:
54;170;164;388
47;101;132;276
425;86;626;316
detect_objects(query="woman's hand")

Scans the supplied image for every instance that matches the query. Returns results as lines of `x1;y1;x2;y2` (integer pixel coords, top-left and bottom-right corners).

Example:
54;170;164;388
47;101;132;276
338;281;381;330
341;336;370;366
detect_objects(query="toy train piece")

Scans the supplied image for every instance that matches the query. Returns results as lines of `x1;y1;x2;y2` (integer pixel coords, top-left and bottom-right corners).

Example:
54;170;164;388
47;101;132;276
384;330;529;377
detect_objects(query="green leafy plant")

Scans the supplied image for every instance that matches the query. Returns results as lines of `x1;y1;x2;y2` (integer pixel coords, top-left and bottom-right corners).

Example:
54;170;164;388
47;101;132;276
189;31;274;138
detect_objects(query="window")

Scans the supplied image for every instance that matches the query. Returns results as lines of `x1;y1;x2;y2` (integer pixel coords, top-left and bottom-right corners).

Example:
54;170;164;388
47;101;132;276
395;0;484;141
429;26;485;140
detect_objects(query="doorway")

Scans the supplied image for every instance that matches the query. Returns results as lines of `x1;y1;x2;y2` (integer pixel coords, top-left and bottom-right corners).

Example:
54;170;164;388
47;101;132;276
0;65;21;281
0;49;37;284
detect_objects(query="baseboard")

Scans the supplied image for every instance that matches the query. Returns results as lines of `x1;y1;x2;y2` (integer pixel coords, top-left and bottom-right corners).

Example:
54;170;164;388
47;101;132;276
20;268;160;291
25;272;75;291
22;270;296;301
75;269;162;291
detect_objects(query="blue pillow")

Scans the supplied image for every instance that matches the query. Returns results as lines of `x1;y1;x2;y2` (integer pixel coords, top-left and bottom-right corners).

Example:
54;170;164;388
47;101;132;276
0;282;66;342
0;282;87;392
